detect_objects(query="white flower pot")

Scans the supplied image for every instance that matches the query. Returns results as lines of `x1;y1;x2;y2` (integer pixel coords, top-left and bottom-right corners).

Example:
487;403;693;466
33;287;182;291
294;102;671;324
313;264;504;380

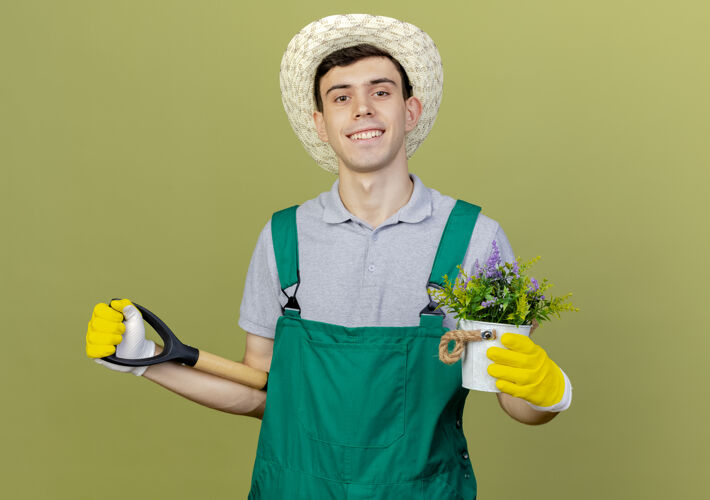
457;318;532;392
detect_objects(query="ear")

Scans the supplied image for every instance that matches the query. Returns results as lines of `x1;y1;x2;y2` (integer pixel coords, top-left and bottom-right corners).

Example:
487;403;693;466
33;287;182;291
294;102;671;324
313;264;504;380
404;96;423;133
313;111;329;142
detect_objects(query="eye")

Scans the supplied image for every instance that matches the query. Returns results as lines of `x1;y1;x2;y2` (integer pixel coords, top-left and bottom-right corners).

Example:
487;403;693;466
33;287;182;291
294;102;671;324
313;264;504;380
334;95;348;102
375;90;389;96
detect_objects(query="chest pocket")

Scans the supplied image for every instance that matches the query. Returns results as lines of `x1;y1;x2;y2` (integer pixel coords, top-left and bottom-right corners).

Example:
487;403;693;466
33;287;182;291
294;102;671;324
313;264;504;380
297;338;408;448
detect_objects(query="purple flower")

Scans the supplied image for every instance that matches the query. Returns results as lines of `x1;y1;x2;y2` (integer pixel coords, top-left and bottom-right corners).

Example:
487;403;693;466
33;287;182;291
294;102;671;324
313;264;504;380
486;267;502;279
527;277;539;292
481;299;496;308
540;295;545;300
473;259;482;278
512;260;519;275
486;240;501;270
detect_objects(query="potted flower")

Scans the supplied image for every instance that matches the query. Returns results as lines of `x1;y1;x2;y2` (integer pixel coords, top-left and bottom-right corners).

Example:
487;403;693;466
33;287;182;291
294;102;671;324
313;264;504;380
431;240;579;392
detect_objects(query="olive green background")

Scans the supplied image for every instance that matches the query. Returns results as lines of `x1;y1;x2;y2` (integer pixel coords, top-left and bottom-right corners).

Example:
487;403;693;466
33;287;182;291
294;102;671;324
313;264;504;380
2;1;708;498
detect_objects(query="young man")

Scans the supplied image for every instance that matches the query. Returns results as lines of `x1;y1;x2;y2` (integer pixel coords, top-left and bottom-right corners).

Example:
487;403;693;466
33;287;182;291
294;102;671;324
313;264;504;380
86;14;571;499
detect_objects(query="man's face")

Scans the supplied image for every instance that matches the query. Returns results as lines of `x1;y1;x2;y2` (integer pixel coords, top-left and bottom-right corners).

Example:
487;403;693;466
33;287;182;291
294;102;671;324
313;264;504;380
313;57;422;174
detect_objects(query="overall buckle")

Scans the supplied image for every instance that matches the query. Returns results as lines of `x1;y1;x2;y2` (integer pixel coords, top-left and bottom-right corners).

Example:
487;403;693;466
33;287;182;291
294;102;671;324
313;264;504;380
419;282;445;316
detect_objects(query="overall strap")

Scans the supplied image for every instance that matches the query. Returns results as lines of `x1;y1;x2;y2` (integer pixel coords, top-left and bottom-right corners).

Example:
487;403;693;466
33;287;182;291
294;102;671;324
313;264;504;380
420;200;481;327
271;205;301;316
429;200;481;287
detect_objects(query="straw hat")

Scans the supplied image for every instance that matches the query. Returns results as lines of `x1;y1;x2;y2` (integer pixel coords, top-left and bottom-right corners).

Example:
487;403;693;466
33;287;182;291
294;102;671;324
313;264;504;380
279;14;443;174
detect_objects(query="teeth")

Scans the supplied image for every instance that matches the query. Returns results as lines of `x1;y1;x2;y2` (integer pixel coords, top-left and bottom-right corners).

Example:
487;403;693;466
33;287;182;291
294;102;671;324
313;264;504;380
349;130;383;140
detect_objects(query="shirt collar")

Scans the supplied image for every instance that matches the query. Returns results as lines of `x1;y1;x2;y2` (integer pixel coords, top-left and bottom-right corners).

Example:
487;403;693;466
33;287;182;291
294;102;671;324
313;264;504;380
322;172;432;225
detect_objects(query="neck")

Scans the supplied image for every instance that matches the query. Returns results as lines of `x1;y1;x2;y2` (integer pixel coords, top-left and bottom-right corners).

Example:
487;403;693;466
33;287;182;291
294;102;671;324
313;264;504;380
337;163;414;229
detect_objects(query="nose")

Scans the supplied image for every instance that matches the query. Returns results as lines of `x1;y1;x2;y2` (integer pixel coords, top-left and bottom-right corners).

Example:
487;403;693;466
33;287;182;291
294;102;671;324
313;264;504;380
353;94;374;118
355;108;373;118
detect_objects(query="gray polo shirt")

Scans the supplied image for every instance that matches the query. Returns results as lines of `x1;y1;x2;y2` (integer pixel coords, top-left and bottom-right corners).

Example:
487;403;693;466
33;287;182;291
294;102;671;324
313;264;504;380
238;172;515;339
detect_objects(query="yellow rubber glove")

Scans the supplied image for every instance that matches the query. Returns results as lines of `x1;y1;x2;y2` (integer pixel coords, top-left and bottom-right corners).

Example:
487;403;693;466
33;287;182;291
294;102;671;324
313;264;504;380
486;333;566;408
86;300;128;358
86;299;155;376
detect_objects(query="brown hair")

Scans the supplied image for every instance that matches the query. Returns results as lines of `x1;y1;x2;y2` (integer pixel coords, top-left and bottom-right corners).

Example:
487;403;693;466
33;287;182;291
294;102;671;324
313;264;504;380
313;44;413;113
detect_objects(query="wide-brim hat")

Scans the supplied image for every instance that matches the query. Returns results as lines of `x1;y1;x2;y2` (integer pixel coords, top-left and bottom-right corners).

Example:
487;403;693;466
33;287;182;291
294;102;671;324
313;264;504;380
279;14;443;175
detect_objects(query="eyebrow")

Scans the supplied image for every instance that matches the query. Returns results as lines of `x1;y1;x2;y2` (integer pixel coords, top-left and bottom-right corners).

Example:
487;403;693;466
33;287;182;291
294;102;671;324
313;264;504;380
325;78;398;97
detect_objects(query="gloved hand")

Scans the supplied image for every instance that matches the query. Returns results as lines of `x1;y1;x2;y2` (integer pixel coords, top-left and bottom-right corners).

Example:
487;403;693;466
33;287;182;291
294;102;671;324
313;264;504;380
86;299;155;376
486;333;572;412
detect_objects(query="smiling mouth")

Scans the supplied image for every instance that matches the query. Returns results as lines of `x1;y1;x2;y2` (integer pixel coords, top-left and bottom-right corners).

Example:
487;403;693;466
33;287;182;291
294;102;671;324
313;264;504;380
347;129;385;143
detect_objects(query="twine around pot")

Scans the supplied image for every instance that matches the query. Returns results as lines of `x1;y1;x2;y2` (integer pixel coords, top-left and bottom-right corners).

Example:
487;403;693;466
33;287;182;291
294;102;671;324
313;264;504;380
438;329;497;365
